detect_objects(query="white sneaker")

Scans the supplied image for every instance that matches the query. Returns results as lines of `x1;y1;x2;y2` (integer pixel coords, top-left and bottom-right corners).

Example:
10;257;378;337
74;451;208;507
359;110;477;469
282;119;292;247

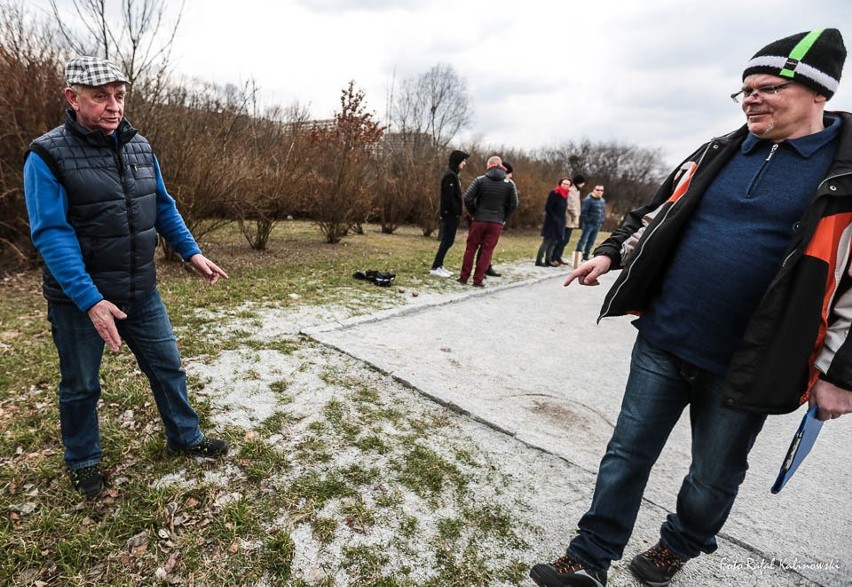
430;266;452;278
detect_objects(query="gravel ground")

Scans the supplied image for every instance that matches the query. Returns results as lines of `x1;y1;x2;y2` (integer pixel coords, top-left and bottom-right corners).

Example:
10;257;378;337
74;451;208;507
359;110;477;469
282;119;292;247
184;260;851;586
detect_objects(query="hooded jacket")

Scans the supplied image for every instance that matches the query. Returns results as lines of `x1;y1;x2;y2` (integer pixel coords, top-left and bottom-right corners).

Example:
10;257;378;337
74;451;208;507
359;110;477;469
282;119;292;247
594;112;852;415
463;166;519;224
439;150;468;218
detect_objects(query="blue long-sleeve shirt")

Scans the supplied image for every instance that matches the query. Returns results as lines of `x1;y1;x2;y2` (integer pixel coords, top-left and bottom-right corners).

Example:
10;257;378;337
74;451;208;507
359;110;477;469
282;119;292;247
24;152;201;311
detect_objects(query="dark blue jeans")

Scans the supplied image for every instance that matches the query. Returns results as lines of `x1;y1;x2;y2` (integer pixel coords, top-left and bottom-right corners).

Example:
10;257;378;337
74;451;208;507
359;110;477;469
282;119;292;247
432;216;460;269
48;289;203;470
575;222;600;259
567;334;766;571
552;227;574;262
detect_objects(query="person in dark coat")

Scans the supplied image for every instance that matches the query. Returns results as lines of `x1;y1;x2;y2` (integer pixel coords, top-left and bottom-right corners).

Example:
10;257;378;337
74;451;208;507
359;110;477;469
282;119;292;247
430;149;469;277
536;177;571;266
575;184;607;260
458;155;518;286
475;160;515;278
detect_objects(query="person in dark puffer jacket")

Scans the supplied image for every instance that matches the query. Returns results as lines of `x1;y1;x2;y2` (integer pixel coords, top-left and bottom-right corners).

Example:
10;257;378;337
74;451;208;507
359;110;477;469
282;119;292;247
575;184;607;261
24;56;230;500
458;155;518;286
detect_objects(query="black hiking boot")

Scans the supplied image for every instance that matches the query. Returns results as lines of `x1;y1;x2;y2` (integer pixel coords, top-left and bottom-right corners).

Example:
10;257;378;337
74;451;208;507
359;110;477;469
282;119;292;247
169;436;229;458
530;553;607;587
69;465;105;499
629;540;687;586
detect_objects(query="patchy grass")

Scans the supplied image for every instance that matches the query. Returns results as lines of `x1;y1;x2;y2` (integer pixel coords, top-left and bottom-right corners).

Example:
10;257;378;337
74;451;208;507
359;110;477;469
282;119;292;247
0;221;593;585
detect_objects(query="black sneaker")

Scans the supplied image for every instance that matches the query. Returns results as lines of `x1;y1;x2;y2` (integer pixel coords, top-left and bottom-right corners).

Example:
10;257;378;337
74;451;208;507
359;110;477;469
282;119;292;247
169;437;229;458
629;540;687;586
69;465;105;499
530;554;607;587
485;266;501;277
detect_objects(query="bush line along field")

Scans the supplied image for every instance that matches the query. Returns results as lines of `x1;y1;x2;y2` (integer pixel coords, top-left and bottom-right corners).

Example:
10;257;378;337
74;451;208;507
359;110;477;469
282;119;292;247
0;0;664;273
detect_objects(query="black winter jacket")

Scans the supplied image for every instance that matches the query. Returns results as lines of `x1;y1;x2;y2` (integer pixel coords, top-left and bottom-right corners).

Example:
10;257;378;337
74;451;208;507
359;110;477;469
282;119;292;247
463;166;519;224
29;110;159;306
595;112;852;414
439;165;463;219
540;190;567;240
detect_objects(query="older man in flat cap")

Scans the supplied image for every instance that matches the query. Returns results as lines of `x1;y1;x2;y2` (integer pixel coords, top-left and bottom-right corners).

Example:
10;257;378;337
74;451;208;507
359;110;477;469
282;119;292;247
532;28;851;587
24;56;229;500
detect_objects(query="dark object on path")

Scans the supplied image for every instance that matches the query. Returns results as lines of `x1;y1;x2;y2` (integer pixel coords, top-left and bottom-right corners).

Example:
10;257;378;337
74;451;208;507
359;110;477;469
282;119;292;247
353;270;396;287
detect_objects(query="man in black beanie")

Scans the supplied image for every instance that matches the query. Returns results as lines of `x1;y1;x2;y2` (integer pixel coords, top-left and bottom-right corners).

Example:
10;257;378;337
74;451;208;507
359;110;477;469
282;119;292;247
532;28;852;587
430;149;469;278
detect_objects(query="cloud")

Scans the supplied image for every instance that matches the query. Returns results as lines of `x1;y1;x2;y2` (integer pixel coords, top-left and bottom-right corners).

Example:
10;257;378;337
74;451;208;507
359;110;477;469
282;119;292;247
30;0;852;168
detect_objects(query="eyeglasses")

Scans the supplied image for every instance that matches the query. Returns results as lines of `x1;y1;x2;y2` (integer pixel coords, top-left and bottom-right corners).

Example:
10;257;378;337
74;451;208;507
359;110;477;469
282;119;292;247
730;81;795;103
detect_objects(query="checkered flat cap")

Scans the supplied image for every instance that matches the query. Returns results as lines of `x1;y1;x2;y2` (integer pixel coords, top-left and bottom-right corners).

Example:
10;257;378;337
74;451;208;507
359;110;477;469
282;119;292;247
65;56;130;87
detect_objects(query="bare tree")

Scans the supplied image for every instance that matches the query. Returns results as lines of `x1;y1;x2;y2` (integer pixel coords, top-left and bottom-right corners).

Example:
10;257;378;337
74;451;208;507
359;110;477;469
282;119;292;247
0;0;65;271
392;63;472;151
540;140;667;229
306;81;384;243
47;0;184;112
236;98;312;250
383;63;472;236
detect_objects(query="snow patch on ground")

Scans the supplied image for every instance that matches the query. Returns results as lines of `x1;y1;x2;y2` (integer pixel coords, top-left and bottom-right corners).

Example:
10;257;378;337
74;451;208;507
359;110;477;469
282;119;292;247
180;264;585;585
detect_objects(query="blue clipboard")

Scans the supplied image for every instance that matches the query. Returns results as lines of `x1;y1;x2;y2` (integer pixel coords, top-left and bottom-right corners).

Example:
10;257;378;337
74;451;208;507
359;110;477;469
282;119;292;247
771;405;824;494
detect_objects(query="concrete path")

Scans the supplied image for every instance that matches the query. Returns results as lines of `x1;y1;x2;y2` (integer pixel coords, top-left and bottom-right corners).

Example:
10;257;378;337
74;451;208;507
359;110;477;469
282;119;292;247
306;264;852;586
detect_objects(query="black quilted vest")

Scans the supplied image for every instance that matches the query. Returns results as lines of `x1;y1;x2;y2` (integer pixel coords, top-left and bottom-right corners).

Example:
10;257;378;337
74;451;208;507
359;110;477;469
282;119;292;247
29;109;159;305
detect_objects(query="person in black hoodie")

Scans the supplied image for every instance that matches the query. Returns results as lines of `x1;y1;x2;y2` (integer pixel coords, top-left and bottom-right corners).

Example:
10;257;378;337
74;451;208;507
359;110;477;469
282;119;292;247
430;149;469;277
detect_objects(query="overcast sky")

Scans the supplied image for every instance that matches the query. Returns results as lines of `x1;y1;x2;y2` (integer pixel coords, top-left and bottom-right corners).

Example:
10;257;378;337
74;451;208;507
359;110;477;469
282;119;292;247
32;0;852;167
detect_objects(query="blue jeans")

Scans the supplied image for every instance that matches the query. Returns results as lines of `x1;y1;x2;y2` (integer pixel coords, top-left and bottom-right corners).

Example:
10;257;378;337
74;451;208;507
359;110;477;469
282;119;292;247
567;334;766;571
552;227;574;262
48;289;203;470
575;222;600;259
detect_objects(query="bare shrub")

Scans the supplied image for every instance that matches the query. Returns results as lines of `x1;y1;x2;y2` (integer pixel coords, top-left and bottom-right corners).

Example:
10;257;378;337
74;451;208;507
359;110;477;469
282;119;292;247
145;81;257;258
0;2;65;272
306;82;384;244
235;100;312;250
372;135;438;235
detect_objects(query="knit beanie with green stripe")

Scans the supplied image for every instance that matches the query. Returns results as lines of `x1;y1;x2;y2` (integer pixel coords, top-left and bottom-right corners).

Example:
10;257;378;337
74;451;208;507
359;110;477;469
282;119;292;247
743;28;846;99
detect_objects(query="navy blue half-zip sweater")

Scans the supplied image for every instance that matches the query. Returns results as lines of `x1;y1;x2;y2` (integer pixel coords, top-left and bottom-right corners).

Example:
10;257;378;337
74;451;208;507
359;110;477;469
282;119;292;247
635;115;841;375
